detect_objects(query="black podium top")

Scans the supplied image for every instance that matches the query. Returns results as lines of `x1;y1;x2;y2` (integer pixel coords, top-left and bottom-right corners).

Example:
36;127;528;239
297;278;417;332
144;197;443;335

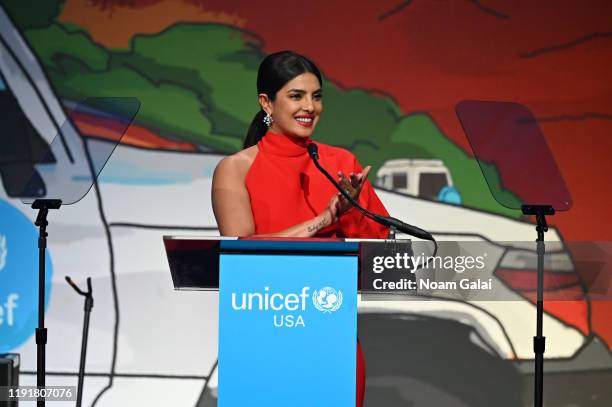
163;236;363;290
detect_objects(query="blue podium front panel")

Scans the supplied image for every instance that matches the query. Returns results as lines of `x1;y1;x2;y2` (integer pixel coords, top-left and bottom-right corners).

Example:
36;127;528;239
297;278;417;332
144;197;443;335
218;254;357;406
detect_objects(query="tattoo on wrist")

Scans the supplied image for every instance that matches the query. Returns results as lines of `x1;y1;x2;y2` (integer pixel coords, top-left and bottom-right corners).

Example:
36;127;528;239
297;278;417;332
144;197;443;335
308;215;327;233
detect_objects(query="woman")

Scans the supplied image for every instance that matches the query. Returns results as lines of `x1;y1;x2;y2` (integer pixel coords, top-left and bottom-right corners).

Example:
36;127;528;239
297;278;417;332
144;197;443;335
212;51;389;406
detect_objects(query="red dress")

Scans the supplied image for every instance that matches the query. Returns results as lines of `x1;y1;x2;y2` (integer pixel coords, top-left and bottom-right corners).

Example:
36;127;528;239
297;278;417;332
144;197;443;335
245;131;389;406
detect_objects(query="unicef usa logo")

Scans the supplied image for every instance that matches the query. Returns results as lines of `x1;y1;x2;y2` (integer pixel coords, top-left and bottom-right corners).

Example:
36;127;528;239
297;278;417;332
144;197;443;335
312;287;343;313
231;285;343;328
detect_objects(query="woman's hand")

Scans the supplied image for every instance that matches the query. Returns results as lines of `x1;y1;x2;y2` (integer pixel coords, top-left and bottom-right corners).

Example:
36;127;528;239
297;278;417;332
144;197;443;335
336;166;371;214
312;165;372;232
325;193;341;224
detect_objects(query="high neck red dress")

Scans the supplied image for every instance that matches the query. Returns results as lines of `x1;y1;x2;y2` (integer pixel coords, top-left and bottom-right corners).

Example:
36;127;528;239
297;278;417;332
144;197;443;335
245;131;389;406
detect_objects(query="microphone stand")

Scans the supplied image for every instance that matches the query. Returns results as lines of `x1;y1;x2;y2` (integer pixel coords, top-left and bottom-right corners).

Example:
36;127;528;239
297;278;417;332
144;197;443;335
65;276;94;407
307;143;435;243
521;204;554;407
32;198;62;407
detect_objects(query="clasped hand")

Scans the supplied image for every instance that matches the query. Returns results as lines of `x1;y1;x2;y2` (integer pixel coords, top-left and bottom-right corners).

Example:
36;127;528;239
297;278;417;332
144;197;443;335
325;166;371;223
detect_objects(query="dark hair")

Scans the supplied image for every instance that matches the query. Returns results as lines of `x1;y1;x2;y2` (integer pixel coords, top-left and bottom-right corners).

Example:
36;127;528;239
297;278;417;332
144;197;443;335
243;51;323;148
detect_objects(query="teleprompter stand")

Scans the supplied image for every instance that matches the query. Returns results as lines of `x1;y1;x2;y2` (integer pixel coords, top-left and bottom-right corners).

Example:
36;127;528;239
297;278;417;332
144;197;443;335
456;100;572;407
13;98;139;406
32;199;62;406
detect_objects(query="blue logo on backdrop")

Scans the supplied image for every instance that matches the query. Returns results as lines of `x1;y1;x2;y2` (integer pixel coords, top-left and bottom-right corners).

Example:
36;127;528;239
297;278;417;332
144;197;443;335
0;199;53;352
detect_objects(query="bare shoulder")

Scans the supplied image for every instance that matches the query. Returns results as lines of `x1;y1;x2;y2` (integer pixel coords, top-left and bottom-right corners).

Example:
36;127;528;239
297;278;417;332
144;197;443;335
212;146;258;236
214;146;258;184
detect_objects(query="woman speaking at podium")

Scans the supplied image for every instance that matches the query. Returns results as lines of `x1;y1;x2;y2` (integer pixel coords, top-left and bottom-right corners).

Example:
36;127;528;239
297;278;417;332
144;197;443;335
212;51;389;406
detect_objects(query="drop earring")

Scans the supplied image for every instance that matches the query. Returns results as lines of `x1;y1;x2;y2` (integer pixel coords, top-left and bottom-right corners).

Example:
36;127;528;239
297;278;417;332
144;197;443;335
263;113;273;127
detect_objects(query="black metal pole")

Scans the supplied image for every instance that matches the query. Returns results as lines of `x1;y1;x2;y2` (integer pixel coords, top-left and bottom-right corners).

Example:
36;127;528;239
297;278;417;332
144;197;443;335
35;207;48;407
32;199;62;407
534;235;545;407
522;204;553;407
65;276;93;407
77;290;93;406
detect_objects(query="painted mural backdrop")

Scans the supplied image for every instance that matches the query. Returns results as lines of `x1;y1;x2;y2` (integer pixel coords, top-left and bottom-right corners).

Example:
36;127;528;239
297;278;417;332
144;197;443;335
0;1;610;406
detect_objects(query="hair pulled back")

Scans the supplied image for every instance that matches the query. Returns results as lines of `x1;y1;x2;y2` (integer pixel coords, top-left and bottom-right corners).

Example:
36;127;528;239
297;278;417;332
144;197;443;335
243;51;323;149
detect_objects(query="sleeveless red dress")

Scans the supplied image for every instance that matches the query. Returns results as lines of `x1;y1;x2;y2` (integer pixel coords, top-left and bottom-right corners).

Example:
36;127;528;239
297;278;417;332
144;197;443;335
245;131;389;406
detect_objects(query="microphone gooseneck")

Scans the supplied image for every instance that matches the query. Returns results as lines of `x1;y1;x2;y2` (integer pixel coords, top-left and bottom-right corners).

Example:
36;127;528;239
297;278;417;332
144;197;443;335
307;143;319;161
307;143;435;242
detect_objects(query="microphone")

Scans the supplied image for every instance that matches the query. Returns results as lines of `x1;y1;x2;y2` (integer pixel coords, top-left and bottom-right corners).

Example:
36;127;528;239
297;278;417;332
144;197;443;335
307;143;319;161
307;143;435;241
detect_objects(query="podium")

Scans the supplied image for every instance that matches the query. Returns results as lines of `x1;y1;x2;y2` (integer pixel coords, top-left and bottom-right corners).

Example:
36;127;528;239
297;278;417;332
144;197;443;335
163;237;363;406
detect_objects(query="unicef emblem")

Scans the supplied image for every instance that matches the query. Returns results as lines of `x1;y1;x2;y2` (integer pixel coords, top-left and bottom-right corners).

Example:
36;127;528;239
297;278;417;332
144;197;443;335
312;287;343;313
